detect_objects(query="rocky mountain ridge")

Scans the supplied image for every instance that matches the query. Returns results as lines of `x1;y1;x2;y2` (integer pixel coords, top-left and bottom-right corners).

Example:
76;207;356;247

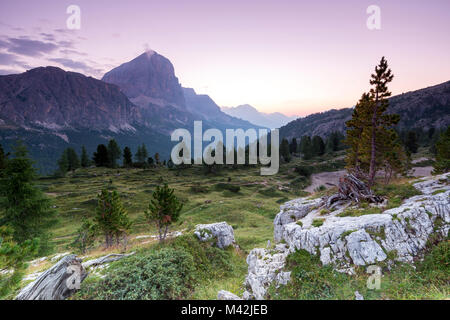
280;80;450;139
0;66;141;131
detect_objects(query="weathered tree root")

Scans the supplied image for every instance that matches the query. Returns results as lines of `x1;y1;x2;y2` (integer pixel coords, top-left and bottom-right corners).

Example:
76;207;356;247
326;174;383;209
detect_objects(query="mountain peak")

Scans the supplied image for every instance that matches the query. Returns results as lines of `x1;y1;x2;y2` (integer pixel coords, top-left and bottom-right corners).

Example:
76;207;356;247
222;104;296;129
144;49;156;58
102;51;185;108
235;104;259;112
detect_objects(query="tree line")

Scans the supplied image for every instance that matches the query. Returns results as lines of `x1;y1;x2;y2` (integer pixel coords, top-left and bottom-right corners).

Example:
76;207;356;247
57;140;171;175
280;131;346;162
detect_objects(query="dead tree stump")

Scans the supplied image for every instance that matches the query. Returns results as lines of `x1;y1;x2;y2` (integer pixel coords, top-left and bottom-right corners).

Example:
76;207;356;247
16;255;87;300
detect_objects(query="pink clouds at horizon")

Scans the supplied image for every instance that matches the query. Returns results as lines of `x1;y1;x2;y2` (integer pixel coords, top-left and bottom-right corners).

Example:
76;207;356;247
0;0;449;117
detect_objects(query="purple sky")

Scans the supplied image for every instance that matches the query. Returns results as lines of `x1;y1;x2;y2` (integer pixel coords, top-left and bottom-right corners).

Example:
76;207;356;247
0;0;449;116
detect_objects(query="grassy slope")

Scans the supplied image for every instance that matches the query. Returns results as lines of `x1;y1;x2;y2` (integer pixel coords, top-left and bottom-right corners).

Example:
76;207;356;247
39;152;346;251
29;149;448;300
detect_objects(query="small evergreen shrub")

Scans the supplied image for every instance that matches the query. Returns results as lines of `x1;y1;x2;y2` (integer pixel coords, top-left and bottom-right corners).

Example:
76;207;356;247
76;235;234;300
294;165;313;178
78;248;196;300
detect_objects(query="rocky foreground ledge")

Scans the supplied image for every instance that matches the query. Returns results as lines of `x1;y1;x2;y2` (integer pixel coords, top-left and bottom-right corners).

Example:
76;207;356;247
220;173;450;300
16;222;237;300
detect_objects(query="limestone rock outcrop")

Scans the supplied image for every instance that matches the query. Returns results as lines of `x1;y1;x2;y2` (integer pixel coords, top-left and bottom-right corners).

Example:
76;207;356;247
194;222;236;249
273;198;322;242
242;244;291;300
278;173;449;270
225;173;449;300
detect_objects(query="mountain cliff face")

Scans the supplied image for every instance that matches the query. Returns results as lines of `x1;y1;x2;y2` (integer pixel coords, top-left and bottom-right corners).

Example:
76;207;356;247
102;50;186;110
222;104;296;129
0;67;141;131
102;51;260;133
280;80;450;139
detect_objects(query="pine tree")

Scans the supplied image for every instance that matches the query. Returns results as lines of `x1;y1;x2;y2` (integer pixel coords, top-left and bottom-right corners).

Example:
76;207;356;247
81;146;90;168
145;184;183;242
381;135;411;184
56;147;80;174
312;136;325;156
142;144;149;160
367;57;397;186
345;57;403;186
289;138;298;154
430;128;441;155
107;139;121;168
135;143;148;163
0;143;56;255
299;136;313;160
345;93;372;171
94;189;131;248
70;219;97;254
57;149;69;175
93;144;109;167
0;226;38;298
326;131;344;153
433;126;450;174
135;145;142;163
0;144;8;173
405;131;418;154
280;138;291;162
67;148;80;171
123;147;133;168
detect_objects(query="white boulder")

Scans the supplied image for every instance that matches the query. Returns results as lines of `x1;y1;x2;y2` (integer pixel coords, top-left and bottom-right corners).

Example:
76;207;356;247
194;222;236;249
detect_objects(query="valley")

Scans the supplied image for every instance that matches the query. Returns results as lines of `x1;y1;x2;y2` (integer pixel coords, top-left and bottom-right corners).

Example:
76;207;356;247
15;146;446;300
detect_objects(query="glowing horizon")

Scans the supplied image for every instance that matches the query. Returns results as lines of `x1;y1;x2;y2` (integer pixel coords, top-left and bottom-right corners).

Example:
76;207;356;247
0;0;449;117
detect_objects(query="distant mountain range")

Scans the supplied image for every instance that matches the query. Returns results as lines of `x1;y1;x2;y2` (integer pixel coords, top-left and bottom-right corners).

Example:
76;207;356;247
0;48;448;173
280;80;450;140
0;50;261;173
222;104;296;129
